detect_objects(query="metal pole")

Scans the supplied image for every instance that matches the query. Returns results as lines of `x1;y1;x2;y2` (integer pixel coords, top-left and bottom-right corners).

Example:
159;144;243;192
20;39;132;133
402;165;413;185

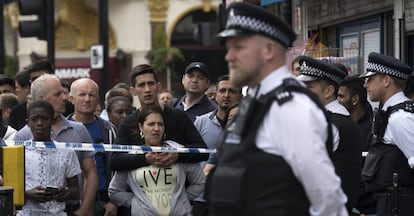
394;0;404;59
46;0;55;69
0;0;5;74
99;0;109;102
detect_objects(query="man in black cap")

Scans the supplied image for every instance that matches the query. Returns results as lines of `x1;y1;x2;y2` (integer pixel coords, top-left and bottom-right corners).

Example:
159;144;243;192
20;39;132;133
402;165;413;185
174;62;216;122
297;56;363;213
207;2;347;216
359;52;414;215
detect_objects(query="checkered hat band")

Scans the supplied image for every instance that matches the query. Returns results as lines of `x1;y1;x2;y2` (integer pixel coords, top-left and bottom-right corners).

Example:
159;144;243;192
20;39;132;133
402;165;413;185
301;64;341;84
367;62;409;80
226;14;290;47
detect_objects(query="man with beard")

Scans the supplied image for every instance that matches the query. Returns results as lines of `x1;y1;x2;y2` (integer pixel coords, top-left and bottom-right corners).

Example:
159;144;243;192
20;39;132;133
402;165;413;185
174;62;216;121
206;2;347;215
193;75;241;216
338;75;376;215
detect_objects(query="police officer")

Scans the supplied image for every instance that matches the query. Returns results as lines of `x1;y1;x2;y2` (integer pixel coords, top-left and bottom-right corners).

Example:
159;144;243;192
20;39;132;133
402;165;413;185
206;2;347;216
297;56;363;213
360;52;414;215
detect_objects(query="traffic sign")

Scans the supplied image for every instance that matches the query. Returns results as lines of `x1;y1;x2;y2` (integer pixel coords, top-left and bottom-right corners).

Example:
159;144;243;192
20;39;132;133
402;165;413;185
90;45;103;69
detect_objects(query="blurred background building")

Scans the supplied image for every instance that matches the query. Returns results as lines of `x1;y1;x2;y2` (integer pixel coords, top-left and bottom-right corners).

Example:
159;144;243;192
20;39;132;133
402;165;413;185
2;0;414;97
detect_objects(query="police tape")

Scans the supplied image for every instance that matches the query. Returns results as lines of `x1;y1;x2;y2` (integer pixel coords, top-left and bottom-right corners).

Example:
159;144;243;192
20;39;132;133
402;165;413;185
0;140;216;154
0;140;369;156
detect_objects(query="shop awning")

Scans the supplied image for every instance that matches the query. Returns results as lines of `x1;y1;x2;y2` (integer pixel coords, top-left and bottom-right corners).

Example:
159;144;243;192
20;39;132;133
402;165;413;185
260;0;285;6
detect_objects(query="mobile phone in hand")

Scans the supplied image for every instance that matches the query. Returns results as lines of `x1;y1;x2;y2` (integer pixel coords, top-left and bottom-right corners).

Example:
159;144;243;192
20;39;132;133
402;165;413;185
45;185;63;195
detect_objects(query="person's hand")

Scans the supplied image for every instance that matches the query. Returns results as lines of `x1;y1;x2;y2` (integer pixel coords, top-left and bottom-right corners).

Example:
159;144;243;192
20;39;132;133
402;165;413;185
145;152;157;165
26;186;54;203
203;163;215;175
154;152;178;167
55;187;70;202
103;202;118;216
146;152;178;167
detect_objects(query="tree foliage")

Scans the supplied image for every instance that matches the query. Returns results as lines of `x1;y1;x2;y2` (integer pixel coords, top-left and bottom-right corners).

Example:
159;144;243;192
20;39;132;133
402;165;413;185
146;25;184;73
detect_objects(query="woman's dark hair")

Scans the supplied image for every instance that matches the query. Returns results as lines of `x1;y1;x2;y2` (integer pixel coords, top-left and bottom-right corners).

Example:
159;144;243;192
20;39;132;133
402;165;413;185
137;105;165;126
107;88;133;104
136;105;166;144
107;96;132;113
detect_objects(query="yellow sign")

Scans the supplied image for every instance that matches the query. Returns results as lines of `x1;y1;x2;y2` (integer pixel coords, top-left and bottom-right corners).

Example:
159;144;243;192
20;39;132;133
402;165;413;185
2;145;25;206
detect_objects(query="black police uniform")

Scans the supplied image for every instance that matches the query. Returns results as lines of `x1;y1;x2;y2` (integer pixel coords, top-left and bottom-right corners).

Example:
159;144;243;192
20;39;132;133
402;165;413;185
297;56;363;213
330;113;363;211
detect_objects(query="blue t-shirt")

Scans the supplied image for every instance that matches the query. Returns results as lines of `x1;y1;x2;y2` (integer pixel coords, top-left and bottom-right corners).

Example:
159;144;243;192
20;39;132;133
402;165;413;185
69;117;106;192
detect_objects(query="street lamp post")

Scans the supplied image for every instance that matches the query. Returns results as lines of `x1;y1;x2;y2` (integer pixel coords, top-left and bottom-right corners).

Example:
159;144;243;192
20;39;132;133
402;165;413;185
99;0;109;103
0;0;5;74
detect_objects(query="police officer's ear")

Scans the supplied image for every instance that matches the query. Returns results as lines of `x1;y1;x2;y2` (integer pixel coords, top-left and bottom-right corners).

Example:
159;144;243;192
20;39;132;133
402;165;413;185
383;74;393;88
323;84;336;99
263;39;280;61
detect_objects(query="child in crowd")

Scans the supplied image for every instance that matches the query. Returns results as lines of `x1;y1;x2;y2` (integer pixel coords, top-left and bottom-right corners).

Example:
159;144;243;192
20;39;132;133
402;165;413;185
17;101;81;216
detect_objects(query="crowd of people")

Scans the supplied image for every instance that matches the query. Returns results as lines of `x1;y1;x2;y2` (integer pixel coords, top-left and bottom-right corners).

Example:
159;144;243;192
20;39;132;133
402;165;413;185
1;1;414;216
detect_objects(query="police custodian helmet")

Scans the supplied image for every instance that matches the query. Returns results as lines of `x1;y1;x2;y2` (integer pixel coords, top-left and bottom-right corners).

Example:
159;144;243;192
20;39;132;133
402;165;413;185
217;2;296;48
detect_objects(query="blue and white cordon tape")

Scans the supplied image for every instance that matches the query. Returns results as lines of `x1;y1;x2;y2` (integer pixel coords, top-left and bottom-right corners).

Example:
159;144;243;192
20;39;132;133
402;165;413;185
0;139;216;154
0;139;369;157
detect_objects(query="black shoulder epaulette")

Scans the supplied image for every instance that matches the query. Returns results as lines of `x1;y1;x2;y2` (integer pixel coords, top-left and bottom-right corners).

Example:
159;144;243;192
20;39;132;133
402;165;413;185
273;88;292;105
373;101;414;143
387;101;414;115
272;78;333;155
405;102;414;113
267;78;303;105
